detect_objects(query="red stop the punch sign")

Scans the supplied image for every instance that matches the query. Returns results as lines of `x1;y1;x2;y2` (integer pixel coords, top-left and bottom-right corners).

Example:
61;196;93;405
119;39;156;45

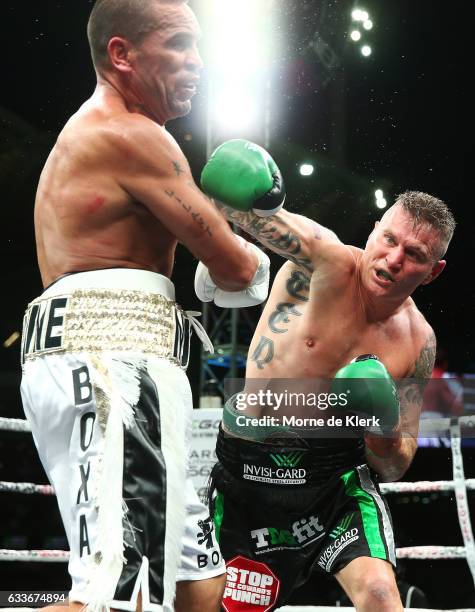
222;555;280;612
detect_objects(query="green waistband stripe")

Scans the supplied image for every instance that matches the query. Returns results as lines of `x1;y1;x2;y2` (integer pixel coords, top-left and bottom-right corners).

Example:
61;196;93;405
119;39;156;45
213;492;224;544
341;468;387;560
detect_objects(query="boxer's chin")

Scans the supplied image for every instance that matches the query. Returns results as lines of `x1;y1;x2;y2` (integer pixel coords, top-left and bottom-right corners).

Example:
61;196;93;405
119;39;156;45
170;98;192;119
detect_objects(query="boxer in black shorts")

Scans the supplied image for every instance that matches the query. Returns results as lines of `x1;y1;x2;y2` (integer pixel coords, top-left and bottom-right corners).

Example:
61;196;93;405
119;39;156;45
209;409;394;610
195;154;455;612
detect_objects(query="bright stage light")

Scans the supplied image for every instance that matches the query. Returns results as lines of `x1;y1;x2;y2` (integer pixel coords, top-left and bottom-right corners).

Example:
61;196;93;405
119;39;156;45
375;189;387;209
361;45;372;57
299;164;315;177
205;0;275;137
211;1;270;76
352;8;369;22
215;91;258;131
363;19;373;30
351;30;362;41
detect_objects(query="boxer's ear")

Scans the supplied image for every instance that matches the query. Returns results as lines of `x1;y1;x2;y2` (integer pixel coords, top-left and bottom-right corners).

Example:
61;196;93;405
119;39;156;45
107;37;134;73
421;260;446;285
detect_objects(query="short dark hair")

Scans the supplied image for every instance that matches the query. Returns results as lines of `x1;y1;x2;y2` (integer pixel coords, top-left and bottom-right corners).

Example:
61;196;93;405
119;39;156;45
87;0;188;70
395;190;455;258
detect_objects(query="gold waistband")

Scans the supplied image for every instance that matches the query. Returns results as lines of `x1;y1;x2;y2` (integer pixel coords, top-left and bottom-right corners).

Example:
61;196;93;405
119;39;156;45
63;289;175;354
22;288;183;364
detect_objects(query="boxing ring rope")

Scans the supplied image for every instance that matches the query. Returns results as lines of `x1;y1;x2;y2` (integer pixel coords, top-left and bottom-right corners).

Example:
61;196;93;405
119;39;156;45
0;545;470;563
1;415;475;611
4;478;475;496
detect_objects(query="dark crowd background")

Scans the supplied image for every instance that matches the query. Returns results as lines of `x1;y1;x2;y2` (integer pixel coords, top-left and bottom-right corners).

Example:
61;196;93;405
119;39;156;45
0;0;473;608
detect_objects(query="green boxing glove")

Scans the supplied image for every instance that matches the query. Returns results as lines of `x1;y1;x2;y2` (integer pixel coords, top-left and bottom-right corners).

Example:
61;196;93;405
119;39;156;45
222;393;290;442
200;139;286;217
331;354;400;435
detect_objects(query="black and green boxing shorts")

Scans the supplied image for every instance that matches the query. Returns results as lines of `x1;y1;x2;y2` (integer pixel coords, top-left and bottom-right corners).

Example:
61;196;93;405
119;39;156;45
209;431;396;612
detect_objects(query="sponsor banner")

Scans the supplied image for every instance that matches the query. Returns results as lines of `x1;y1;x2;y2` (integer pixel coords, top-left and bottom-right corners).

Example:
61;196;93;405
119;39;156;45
189;408;221;498
223;556;280;612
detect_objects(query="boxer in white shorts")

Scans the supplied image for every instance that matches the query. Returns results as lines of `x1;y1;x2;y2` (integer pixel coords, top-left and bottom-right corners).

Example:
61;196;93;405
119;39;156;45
25;0;271;609
21;269;226;611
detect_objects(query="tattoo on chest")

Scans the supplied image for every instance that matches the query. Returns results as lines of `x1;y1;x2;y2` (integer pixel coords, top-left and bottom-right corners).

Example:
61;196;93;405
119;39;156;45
251;336;274;370
286;270;310;302
172;161;184;177
268;302;302;334
164;189;212;237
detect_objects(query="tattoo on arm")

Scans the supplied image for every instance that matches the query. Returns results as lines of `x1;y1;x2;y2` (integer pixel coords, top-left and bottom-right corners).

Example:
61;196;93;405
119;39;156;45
187;181;213;203
309;219;323;240
215;203;313;272
251;336;274;370
399;330;437;426
172;161;184;177
268;302;302;334
164;189;212;237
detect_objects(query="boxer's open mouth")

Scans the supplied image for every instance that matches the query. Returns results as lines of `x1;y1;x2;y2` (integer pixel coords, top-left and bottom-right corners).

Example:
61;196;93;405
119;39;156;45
376;269;394;282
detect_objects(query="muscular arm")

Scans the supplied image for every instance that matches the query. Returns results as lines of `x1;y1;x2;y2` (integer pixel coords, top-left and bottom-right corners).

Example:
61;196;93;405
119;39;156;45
115;119;257;291
215;202;341;273
366;329;437;482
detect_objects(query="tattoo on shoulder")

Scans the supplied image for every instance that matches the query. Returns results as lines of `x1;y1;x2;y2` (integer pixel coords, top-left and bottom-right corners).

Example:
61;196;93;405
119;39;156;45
172;161;184;177
399;331;436;410
411;330;437;379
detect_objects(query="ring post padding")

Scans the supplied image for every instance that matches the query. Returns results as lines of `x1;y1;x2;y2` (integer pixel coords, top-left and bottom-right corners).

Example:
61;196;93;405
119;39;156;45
450;419;475;586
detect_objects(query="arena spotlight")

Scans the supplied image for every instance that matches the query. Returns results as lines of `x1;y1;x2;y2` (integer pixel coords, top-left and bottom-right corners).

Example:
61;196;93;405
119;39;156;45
205;0;275;136
349;9;373;57
352;9;369;22
375;190;387;209
215;91;258;132
299;163;315;177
